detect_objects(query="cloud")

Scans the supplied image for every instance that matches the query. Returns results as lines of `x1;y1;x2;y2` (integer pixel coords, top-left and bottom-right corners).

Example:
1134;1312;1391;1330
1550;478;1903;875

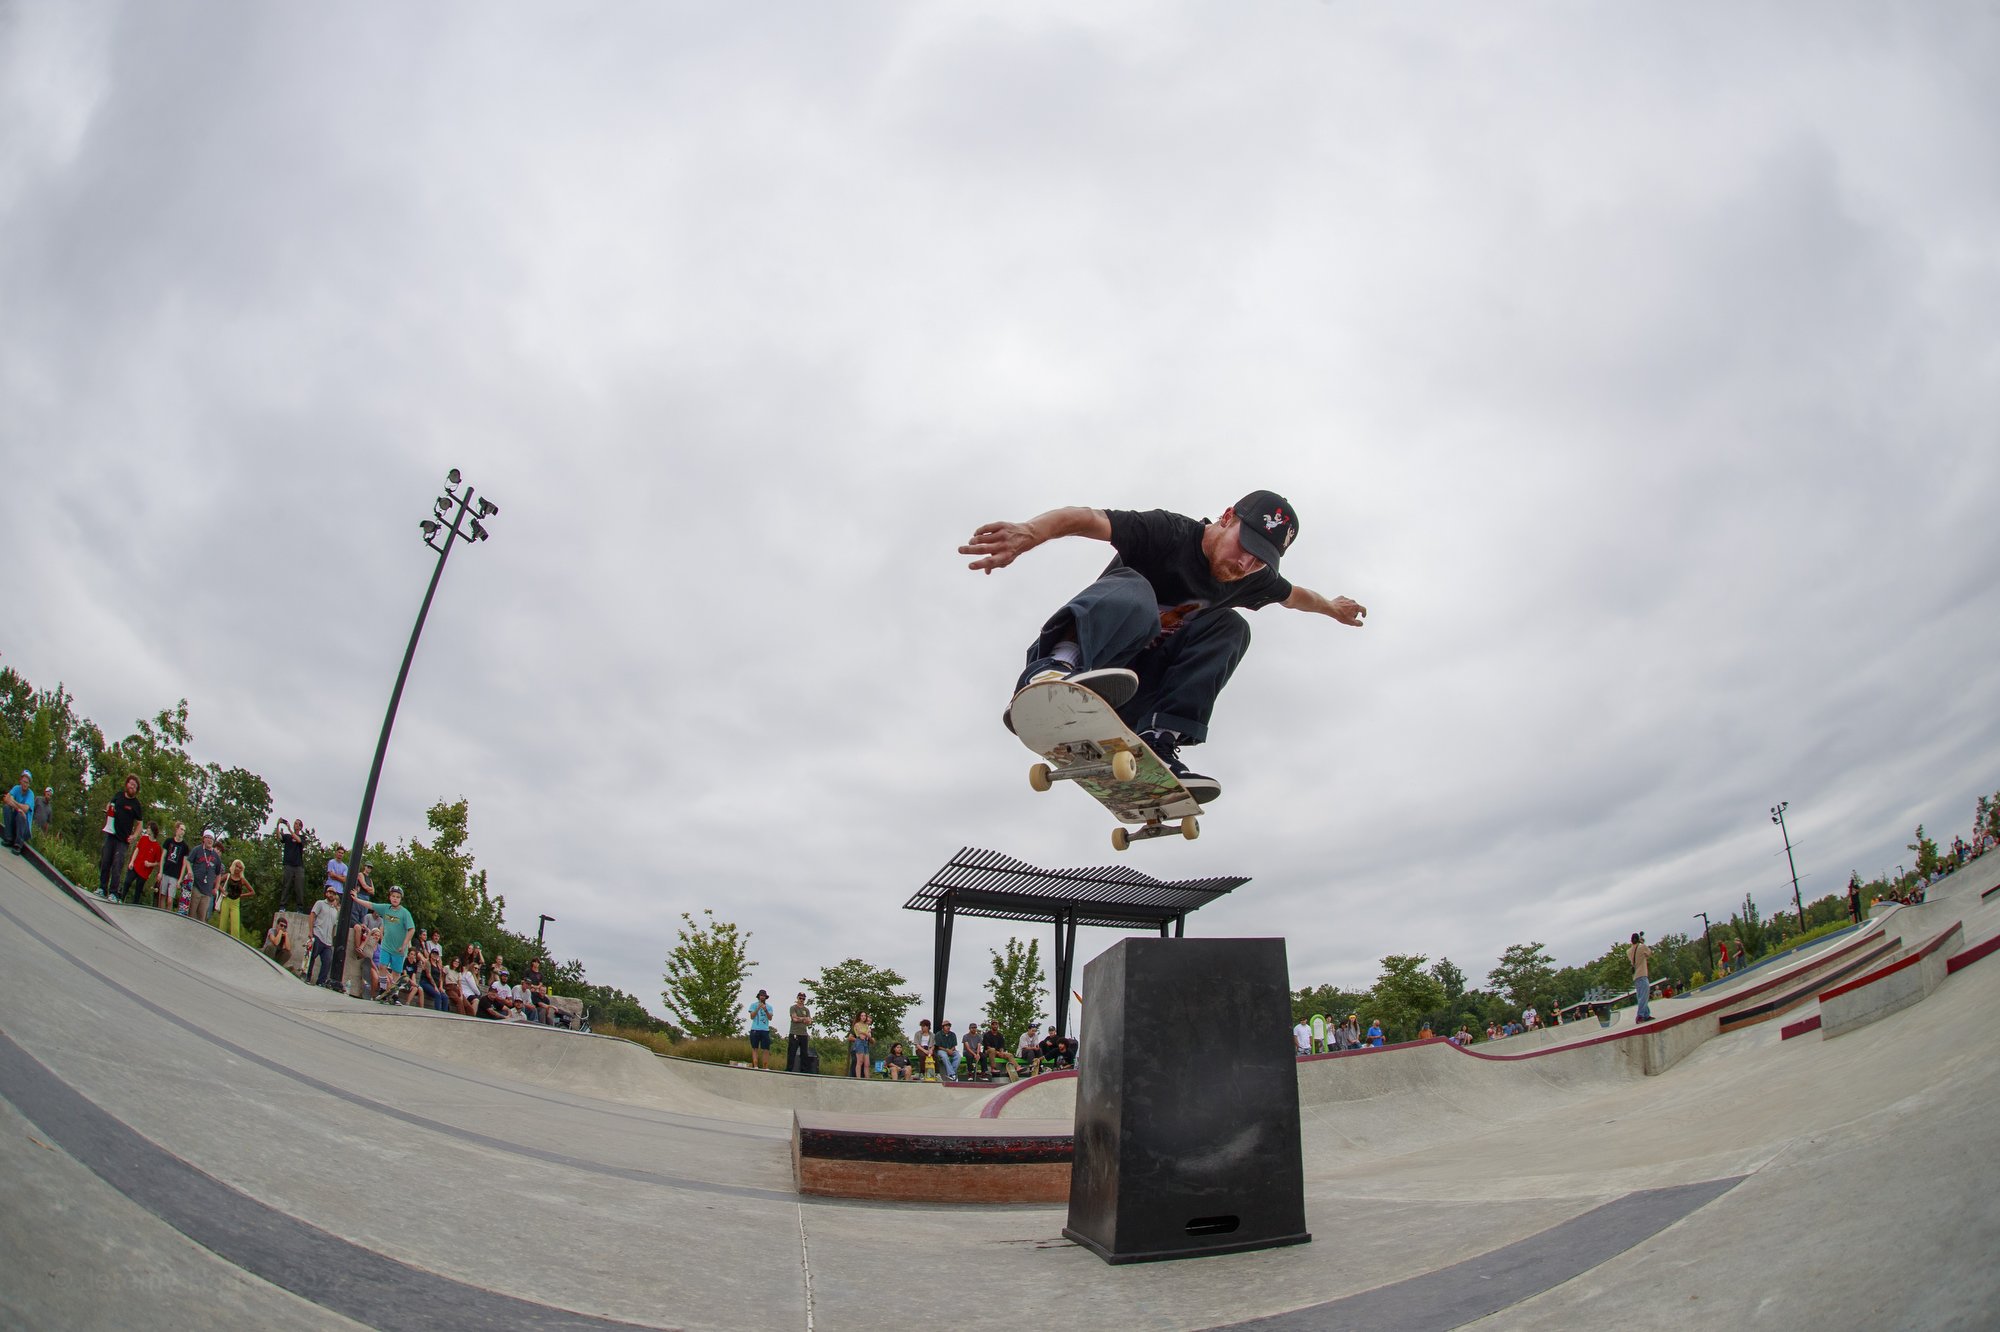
6;1;1997;1017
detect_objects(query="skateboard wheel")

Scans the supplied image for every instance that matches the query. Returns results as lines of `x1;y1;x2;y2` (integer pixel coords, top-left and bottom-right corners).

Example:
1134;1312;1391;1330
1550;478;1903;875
1110;751;1138;782
1181;817;1199;841
1111;826;1131;852
1028;763;1052;793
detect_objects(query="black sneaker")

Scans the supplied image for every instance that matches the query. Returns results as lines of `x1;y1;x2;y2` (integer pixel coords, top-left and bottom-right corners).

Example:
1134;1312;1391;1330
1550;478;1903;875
1141;730;1221;804
1004;660;1139;733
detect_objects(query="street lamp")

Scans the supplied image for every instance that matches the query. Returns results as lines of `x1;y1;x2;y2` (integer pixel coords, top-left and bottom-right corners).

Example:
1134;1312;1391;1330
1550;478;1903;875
328;470;499;989
537;914;555;946
1694;911;1714;978
1770;802;1806;934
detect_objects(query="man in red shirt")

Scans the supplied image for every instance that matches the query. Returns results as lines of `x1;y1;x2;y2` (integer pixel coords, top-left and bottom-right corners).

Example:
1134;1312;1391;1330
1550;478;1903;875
123;823;164;904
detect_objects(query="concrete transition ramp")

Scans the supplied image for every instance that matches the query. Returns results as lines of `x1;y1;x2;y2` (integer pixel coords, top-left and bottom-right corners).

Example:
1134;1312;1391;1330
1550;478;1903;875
4;845;1998;1331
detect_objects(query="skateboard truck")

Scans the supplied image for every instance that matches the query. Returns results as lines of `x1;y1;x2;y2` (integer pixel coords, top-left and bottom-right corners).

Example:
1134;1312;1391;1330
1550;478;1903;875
1028;749;1138;791
1112;817;1199;852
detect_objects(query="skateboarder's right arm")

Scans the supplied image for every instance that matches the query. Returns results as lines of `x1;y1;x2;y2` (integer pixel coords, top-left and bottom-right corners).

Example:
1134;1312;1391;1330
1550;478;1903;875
960;507;1111;573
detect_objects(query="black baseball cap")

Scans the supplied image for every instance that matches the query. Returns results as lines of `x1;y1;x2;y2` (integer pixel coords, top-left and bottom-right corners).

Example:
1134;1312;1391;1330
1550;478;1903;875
1233;490;1299;570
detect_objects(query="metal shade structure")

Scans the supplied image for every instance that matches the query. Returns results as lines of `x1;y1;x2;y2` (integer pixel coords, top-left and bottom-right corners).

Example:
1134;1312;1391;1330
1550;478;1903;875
905;847;1250;1040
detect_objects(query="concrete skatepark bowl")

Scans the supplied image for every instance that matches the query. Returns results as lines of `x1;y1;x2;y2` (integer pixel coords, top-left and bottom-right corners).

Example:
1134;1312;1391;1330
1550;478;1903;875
3;848;1998;1330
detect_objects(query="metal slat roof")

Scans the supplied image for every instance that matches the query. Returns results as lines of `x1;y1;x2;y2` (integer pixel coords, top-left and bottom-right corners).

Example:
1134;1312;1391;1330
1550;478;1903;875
905;847;1249;929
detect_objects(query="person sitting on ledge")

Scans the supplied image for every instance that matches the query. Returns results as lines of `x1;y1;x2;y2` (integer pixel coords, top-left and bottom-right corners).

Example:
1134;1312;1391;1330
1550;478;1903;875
883;1042;912;1081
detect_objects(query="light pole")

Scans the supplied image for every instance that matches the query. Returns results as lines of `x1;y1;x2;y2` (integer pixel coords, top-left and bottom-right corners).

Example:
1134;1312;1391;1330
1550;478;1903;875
538;914;555;947
1770;802;1805;934
1694;911;1714;978
328;469;498;989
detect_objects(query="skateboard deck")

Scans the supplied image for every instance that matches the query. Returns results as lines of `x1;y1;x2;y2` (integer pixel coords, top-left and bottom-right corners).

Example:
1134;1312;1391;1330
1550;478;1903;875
1008;679;1202;851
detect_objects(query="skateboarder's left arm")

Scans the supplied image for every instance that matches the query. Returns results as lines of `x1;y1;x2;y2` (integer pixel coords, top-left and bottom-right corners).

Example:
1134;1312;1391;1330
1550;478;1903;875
1283;585;1367;626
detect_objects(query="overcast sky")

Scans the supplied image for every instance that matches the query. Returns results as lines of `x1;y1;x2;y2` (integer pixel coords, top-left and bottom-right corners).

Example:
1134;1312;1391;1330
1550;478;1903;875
7;1;1997;1025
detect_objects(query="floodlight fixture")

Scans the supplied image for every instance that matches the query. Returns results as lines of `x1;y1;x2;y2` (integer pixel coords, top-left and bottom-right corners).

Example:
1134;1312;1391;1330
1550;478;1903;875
470;519;489;541
476;498;499;518
420;520;441;539
434;496;452;518
447;468;463;486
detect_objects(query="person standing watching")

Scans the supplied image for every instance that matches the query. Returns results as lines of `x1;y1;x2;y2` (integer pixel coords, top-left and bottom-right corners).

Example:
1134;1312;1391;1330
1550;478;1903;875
1848;874;1864;925
1628;932;1654;1022
747;990;775;1069
786;992;812;1073
323;844;348;900
277;818;309;912
849;1011;873;1079
306;884;340;985
370;886;418;998
35;786;52;840
2;771;34;853
122;822;163;904
212;860;256;940
156;822;192;911
187;829;223;922
96;775;143;898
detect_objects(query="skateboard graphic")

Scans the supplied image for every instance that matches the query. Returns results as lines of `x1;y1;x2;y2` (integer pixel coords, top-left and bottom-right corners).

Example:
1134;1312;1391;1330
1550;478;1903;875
1008;679;1202;851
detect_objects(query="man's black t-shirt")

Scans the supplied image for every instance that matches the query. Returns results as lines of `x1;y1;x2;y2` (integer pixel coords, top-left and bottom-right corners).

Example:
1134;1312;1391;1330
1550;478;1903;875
476;994;508;1020
108;793;143;841
280;829;305;867
934;1030;957;1052
1038;1034;1064;1064
982;1029;1006;1053
1104;510;1293;637
159;839;191;882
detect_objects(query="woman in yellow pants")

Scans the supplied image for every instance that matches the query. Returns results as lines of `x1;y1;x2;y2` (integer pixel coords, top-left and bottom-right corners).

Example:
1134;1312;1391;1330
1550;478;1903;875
212;860;256;942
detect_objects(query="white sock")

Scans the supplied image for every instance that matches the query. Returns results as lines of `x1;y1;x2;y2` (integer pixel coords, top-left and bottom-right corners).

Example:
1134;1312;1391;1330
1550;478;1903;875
1051;641;1081;669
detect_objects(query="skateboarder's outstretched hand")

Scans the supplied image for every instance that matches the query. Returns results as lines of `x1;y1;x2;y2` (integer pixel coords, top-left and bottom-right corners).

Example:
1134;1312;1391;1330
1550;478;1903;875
960;520;1039;573
961;508;1112;573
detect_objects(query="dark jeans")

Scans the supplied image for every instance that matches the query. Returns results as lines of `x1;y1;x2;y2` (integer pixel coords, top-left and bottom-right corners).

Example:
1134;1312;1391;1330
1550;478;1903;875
1;807;29;849
279;864;307;911
1029;568;1253;743
306;938;333;985
98;835;129;896
786;1033;811;1072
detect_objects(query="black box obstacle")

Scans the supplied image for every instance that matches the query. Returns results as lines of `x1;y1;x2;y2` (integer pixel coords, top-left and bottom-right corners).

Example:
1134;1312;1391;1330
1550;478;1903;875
1063;936;1311;1263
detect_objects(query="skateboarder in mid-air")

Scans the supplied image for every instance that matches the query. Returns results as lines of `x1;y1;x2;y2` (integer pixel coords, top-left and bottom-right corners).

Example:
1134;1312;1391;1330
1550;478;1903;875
960;490;1366;802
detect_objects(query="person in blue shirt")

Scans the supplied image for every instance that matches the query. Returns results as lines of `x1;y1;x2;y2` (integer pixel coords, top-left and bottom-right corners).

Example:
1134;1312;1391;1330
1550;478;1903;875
747;989;775;1069
1366;1020;1384;1048
2;771;34;853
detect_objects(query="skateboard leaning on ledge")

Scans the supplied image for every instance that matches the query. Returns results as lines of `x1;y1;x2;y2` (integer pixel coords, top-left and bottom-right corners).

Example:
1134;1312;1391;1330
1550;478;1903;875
1008;679;1202;851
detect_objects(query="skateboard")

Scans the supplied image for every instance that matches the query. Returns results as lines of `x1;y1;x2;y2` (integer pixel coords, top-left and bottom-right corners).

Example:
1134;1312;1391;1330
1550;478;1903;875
1008;679;1202;851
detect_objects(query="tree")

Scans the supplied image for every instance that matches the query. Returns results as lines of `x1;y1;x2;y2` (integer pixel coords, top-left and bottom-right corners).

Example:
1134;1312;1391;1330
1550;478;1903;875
189;763;273;842
661;910;756;1037
1368;954;1445;1042
1488;942;1557;1015
802;958;921;1043
983;938;1048;1043
1731;893;1767;960
1907;824;1940;877
1430;957;1466;1011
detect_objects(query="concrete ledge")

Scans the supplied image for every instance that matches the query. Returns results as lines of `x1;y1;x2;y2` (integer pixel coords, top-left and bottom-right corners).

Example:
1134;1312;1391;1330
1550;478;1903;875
1718;937;1899;1033
1820;920;1964;1040
791;1111;1071;1202
1945;932;2000;976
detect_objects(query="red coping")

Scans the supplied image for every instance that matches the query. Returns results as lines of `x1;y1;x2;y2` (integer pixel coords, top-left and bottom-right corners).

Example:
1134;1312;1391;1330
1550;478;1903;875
1945;931;2000;976
984;928;1888;1112
1779;1014;1822;1041
1818;921;1961;1003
